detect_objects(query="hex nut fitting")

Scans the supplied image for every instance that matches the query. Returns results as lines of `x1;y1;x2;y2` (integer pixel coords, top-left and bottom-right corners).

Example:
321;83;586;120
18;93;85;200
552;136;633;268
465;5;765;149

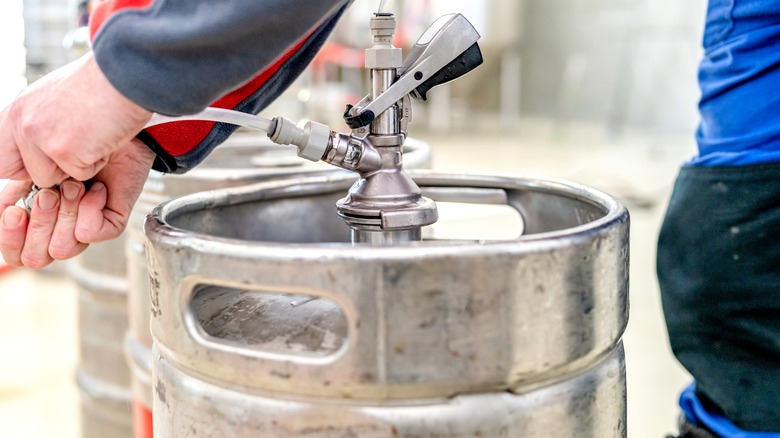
299;121;331;162
365;47;402;69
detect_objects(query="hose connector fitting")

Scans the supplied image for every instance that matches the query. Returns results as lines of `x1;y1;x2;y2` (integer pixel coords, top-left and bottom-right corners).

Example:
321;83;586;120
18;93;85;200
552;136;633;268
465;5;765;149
268;117;331;162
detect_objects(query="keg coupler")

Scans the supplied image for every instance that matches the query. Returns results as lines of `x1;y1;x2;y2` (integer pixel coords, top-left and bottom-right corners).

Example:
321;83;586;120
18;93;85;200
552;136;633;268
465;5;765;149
139;8;483;245
269;11;483;244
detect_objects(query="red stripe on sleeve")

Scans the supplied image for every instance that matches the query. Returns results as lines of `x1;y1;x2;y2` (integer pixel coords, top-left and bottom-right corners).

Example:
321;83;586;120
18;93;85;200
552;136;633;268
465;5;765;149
143;36;310;157
89;0;154;40
88;0;312;159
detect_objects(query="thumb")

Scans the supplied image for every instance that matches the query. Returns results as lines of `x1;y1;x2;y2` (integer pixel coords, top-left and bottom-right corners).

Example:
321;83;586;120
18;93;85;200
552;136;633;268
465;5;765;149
0;113;31;181
75;181;119;243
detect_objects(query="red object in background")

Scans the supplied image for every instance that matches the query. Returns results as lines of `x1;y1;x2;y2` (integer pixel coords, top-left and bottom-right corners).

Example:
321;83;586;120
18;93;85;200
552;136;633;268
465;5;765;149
133;400;153;438
0;258;12;275
310;42;365;71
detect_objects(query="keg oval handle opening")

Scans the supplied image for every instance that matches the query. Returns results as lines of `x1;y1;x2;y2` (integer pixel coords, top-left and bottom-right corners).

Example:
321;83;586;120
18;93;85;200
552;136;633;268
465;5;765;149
172;275;359;367
185;284;350;359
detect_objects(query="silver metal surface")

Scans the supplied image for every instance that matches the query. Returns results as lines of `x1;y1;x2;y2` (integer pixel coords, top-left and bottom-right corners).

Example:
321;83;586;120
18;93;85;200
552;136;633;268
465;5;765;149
322;133;382;173
77;366;134;438
125;134;432;419
145;171;629;437
370;69;399;135
334;135;438;240
71;236;133;438
191;288;347;356
350;228;422;245
337;18;430;242
328;12;483;241
126;134;344;418
154;343;626;437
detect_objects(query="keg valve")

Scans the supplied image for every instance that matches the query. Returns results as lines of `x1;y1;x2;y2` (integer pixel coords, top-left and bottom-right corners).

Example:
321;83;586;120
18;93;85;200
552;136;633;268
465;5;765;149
268;10;483;244
140;8;482;244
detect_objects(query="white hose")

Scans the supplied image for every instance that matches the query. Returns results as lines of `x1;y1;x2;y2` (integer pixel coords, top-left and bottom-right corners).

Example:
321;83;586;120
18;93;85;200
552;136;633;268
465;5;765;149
145;107;274;133
377;0;395;14
144;109;332;163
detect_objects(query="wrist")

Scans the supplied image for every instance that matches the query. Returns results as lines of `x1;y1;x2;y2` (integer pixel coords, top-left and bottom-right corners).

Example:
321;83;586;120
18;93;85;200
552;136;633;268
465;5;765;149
128;138;157;168
84;52;152;124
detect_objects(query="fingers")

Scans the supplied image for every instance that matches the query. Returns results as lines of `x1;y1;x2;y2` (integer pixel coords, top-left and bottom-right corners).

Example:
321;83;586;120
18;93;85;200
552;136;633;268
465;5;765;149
49;180;88;260
74;140;155;244
0;180;33;210
0;139;155;266
75;181;114;243
0;179;90;268
0;206;29;267
19;188;60;269
16;139;69;187
0;180;34;267
44;140;109;183
0;187;60;269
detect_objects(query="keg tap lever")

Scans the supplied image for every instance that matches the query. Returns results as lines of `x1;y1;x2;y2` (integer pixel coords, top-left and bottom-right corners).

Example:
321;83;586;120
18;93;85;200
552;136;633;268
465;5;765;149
343;13;483;130
268;11;482;244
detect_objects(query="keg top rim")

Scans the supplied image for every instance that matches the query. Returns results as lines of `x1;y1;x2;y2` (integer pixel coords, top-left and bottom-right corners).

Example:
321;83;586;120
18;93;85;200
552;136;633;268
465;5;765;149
146;170;627;254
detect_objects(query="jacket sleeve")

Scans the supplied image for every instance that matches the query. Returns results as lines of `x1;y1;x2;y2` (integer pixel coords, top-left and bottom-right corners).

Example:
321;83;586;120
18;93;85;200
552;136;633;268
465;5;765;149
89;0;351;173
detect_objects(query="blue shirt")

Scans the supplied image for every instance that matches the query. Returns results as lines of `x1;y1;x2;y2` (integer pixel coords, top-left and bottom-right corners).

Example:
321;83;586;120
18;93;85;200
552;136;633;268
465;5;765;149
691;0;780;166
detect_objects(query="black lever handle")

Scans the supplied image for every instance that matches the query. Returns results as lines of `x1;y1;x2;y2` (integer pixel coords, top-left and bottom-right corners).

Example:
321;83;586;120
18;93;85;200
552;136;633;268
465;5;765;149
410;42;483;101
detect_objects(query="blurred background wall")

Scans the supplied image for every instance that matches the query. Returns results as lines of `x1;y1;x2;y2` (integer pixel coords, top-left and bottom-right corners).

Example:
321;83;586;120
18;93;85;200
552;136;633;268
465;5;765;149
0;2;28;102
287;0;707;138
519;0;705;133
15;0;707;135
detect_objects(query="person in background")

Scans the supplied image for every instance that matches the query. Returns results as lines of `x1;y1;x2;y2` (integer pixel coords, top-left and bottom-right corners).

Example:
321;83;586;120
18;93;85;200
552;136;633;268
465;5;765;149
659;1;780;437
0;0;350;268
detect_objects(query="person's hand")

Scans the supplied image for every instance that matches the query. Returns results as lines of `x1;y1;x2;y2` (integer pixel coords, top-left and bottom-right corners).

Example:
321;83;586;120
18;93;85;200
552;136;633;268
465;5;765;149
0;52;152;187
0;139;155;269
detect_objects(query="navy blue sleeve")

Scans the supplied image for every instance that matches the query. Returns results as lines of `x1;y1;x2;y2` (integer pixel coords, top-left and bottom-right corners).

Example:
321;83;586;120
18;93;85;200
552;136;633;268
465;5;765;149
92;0;349;116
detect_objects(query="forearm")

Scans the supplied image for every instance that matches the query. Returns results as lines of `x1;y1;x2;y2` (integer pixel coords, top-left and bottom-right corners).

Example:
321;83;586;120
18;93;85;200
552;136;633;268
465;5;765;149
91;0;348;115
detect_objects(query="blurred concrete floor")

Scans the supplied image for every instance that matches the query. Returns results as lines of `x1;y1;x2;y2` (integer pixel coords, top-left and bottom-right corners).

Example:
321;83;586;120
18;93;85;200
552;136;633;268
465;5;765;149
0;118;693;438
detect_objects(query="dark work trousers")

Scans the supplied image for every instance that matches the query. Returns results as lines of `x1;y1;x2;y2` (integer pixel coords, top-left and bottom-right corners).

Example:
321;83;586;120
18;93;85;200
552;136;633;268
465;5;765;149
657;163;780;432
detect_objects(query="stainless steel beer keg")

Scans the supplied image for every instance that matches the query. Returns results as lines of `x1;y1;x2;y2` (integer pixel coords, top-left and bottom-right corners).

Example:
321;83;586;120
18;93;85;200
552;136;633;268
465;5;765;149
71;236;134;438
145;171;629;437
124;133;432;436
